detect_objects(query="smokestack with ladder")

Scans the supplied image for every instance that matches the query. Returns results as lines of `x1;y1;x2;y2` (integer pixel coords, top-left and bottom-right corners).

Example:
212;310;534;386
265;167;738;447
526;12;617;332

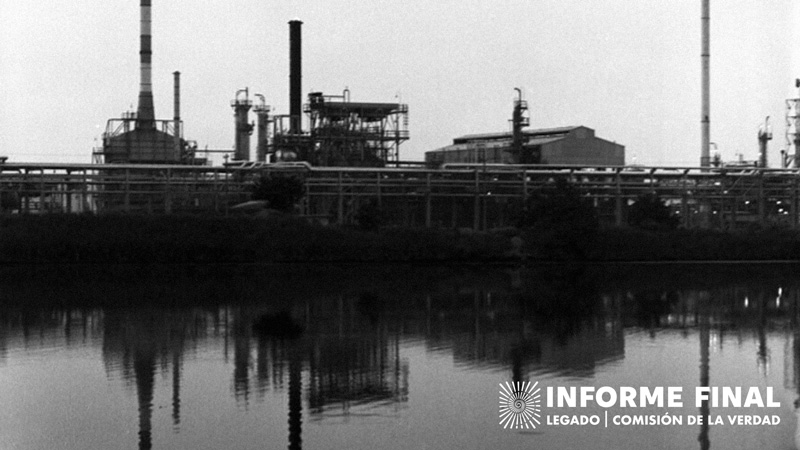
289;19;303;134
700;0;710;167
137;0;155;129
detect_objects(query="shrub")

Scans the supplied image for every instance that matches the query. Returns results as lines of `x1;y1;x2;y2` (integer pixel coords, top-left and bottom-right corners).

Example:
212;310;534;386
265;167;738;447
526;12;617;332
355;200;383;231
518;178;599;260
251;173;305;212
628;193;679;231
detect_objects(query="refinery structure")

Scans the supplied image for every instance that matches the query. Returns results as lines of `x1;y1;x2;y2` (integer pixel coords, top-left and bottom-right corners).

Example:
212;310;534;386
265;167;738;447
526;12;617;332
7;0;800;229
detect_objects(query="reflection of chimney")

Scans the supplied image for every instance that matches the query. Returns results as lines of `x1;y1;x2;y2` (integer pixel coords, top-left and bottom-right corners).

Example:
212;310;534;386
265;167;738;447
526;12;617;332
233;316;251;403
288;350;302;450
172;351;181;429
138;0;155;129
698;292;710;450
134;350;156;450
289;20;303;134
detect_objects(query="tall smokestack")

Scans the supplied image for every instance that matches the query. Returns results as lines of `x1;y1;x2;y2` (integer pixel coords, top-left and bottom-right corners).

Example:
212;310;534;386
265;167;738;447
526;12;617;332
700;0;710;167
173;71;181;158
289;19;303;134
138;0;155;129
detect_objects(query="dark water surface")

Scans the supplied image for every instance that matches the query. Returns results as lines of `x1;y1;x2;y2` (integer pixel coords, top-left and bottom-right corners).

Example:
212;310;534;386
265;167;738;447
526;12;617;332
2;263;800;449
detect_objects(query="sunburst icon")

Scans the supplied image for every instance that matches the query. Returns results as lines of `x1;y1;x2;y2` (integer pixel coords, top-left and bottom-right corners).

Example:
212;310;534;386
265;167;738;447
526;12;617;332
499;381;541;429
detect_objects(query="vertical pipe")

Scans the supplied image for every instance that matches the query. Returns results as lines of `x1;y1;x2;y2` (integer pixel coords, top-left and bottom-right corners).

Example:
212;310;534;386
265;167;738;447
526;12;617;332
615;169;623;226
124;169;131;212
138;0;155;129
425;173;432;228
39;171;45;213
376;172;382;208
337;171;344;225
289;20;303;134
473;170;480;231
700;0;710;167
173;71;181;160
165;168;172;214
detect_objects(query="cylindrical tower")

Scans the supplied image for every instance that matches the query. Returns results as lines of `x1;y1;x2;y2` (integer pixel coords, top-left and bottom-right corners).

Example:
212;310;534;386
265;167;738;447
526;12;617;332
758;116;772;168
254;94;271;162
137;0;155;129
700;0;710;167
232;88;253;161
289;19;303;134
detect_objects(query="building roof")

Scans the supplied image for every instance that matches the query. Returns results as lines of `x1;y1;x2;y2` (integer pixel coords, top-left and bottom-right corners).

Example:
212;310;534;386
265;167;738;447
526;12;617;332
453;126;585;145
306;101;407;121
427;136;564;155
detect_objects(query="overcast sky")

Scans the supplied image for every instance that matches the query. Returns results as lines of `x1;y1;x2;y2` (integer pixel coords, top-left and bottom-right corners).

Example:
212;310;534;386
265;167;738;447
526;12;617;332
1;1;799;166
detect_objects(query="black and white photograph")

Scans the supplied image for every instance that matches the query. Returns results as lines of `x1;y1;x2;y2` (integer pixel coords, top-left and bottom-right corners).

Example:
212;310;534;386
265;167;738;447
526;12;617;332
2;1;800;449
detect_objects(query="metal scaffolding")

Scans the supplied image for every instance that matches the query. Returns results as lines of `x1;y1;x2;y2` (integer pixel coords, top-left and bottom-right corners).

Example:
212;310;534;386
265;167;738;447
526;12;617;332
270;91;409;167
4;162;800;231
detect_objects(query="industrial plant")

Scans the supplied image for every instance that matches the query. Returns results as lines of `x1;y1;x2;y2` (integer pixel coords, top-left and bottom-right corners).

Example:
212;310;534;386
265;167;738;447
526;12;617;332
426;126;624;167
426;92;623;167
5;0;800;230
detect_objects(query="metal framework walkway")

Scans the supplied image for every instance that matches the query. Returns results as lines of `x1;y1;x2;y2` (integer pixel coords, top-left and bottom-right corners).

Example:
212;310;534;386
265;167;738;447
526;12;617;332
1;162;799;230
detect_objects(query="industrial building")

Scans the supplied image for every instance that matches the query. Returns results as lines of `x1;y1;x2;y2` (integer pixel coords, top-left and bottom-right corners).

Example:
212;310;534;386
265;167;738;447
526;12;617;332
237;20;409;167
425;125;625;166
93;1;199;165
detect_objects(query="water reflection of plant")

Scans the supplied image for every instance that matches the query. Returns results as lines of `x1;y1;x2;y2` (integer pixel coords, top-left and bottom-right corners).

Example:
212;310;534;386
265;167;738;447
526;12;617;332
3;265;800;448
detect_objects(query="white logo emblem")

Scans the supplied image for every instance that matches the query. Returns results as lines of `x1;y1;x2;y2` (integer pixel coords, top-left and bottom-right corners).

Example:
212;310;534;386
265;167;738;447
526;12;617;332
499;381;542;429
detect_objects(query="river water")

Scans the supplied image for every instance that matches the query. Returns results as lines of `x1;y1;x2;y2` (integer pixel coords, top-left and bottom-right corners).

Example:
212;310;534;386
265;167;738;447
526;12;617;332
1;263;800;450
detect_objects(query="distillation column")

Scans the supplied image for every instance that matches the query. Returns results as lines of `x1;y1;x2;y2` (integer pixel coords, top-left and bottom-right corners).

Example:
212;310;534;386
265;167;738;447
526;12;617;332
254;94;271;162
232;88;253;161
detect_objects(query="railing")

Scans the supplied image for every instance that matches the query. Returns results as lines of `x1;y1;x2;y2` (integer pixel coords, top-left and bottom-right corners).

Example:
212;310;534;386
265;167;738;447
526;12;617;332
2;162;800;229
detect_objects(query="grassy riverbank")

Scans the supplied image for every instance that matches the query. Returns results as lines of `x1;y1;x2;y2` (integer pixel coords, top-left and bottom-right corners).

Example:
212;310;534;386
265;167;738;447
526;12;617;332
0;214;514;264
590;227;800;262
2;214;800;264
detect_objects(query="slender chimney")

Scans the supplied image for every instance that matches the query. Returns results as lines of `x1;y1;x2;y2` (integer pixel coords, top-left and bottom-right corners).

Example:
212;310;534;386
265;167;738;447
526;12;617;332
138;0;155;129
289;19;303;134
173;71;181;158
700;0;710;167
